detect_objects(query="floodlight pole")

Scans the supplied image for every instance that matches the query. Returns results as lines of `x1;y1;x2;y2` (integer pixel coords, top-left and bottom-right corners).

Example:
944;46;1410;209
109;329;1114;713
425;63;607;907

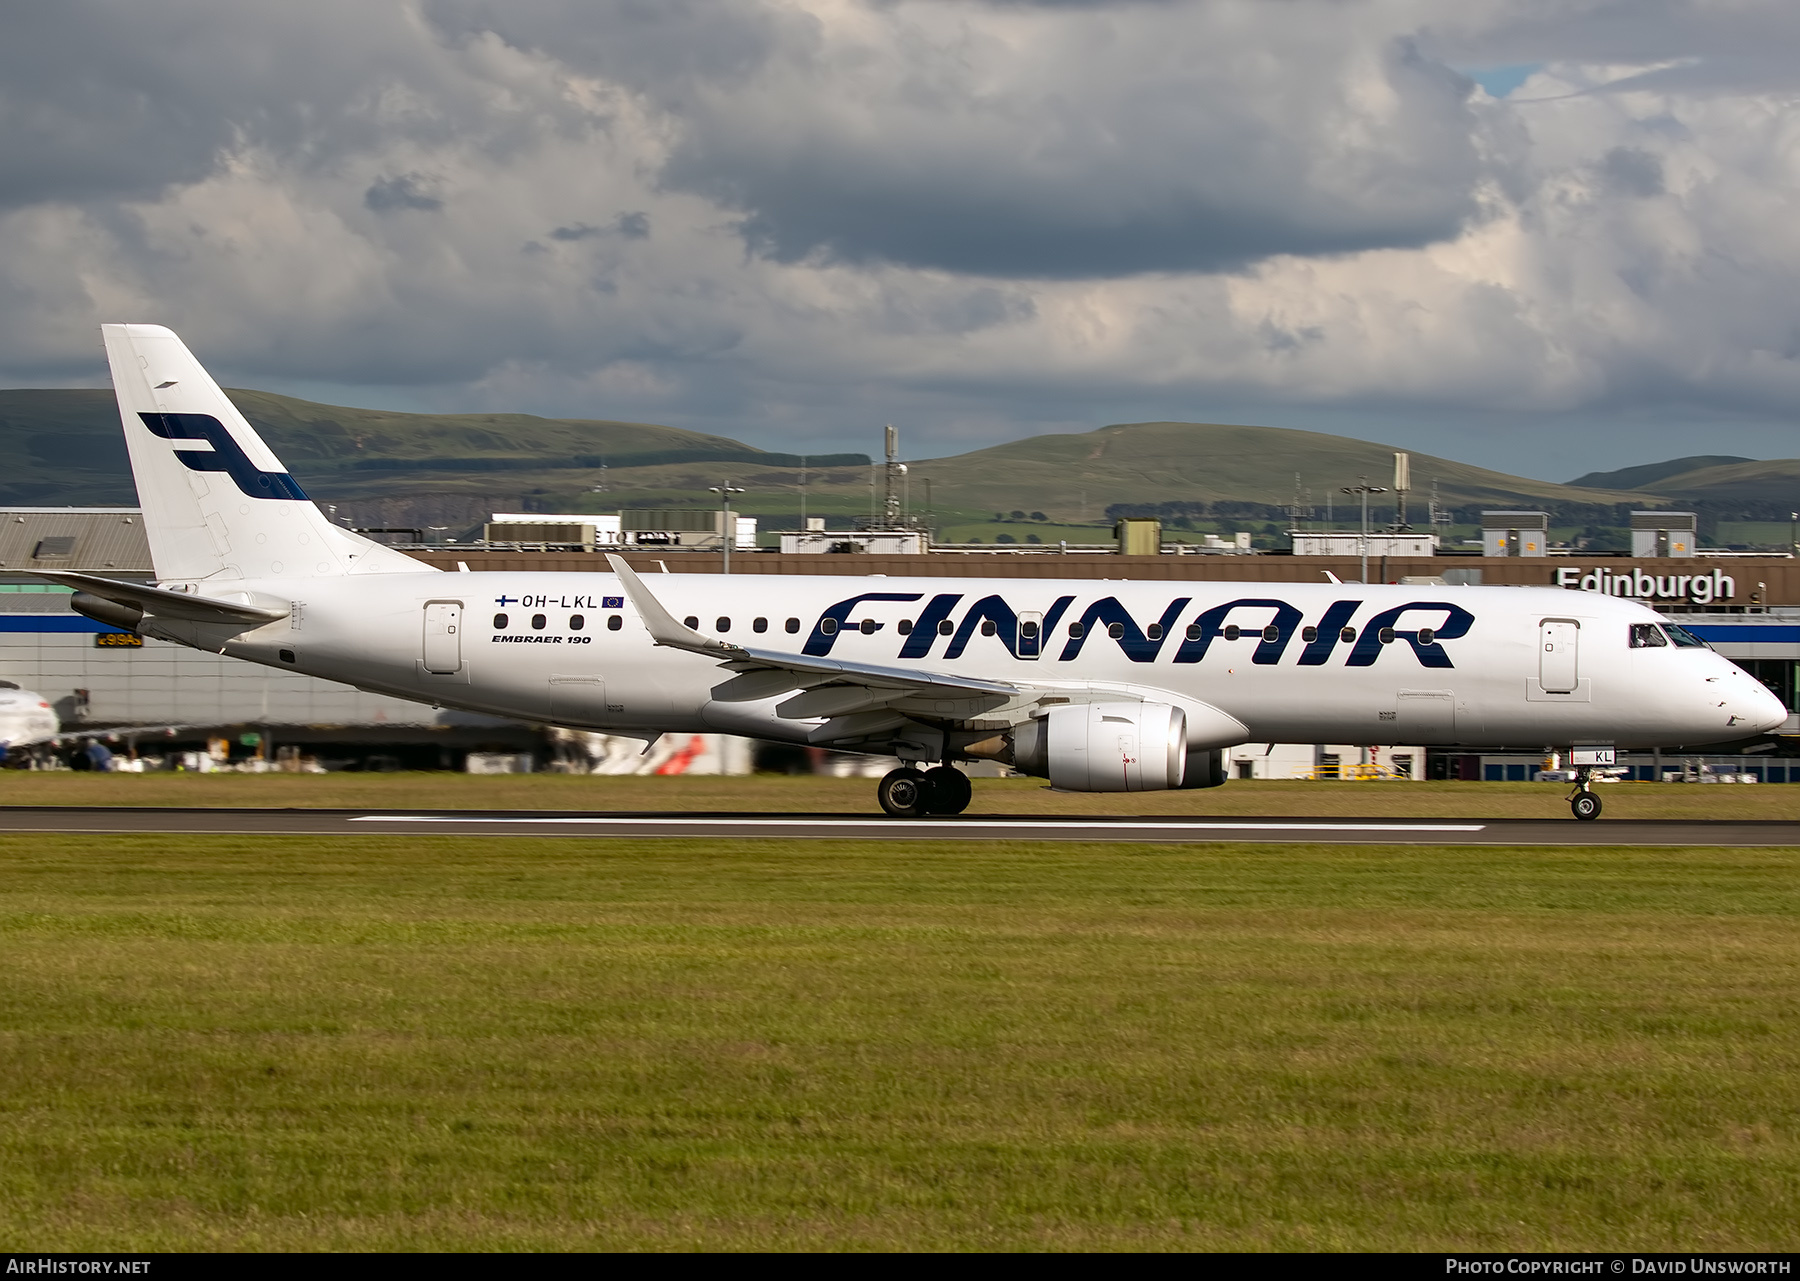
1342;478;1389;584
710;484;745;574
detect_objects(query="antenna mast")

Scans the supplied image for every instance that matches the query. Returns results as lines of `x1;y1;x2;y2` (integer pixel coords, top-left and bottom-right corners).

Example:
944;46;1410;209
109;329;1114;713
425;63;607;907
875;424;909;529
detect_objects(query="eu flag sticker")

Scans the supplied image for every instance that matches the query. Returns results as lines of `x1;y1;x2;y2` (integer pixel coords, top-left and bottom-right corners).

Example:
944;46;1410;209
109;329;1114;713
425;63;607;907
602;596;624;609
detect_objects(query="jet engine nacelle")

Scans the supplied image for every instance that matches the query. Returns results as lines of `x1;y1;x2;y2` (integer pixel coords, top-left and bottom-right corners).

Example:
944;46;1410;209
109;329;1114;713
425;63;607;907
1012;701;1218;792
70;591;144;633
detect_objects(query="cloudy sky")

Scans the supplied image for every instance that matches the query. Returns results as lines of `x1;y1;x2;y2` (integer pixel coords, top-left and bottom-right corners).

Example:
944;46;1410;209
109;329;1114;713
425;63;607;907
2;0;1797;477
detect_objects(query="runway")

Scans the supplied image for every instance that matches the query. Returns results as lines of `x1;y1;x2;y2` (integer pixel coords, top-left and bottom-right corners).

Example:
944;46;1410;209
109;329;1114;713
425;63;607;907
1;806;1797;845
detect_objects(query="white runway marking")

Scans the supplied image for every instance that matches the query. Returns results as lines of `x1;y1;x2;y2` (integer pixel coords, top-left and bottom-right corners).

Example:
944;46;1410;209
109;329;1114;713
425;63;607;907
350;816;1489;833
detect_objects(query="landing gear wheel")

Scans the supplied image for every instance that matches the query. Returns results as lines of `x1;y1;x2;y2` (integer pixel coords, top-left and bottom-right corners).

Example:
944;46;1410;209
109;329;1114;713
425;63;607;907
878;767;933;818
923;766;972;815
1571;791;1602;821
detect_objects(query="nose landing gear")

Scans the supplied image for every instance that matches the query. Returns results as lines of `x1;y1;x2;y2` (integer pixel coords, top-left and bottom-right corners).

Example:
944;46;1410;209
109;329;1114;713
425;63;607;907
1568;767;1602;821
877;764;973;817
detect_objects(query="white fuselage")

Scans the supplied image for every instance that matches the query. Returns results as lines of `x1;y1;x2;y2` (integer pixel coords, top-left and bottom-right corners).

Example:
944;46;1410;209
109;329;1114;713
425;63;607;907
77;321;1790;792
153;570;1782;753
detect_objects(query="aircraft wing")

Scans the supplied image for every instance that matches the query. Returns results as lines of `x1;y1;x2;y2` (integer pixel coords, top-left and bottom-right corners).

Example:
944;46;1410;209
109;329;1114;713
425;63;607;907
604;556;1256;751
34;572;290;626
605;554;1020;736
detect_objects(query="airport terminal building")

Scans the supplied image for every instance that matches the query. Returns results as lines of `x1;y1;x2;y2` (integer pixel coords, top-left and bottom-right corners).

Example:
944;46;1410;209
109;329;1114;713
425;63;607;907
3;507;1795;776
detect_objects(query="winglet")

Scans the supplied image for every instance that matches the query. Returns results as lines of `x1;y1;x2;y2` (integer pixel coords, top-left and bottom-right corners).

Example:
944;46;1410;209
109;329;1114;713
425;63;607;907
605;554;746;659
1322;570;1342;584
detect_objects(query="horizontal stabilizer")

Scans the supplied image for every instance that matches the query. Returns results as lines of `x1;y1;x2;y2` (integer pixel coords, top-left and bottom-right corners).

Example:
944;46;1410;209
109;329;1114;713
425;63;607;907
37;571;289;627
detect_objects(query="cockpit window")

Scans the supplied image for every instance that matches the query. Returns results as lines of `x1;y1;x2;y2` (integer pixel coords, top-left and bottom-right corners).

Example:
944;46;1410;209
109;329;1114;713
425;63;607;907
1629;623;1667;648
1663;624;1709;649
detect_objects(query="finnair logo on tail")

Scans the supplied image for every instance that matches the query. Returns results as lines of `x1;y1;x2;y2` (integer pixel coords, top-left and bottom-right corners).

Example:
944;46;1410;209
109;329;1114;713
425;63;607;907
139;413;307;501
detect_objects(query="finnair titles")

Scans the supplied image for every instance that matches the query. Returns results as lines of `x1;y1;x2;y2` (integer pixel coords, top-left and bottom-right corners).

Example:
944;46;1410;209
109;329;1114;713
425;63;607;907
45;325;1787;820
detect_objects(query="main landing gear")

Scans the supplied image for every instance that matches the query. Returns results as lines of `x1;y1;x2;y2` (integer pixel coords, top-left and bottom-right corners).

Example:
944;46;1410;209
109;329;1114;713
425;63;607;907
1568;767;1602;821
878;765;973;818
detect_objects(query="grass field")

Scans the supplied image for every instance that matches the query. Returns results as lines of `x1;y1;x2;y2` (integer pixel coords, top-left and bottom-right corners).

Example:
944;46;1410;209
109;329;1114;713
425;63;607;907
7;770;1792;820
2;772;1797;820
2;832;1797;1251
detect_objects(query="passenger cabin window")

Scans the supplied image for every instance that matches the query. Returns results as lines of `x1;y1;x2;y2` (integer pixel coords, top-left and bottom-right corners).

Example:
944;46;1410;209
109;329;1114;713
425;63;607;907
684;616;699;629
1301;626;1317;642
1106;622;1124;639
753;617;768;633
1629;623;1667;648
861;618;878;634
607;615;622;631
1418;628;1436;646
493;613;508;629
1378;627;1396;644
1222;625;1241;641
981;620;997;636
1664;624;1709;649
1069;622;1085;639
716;617;730;633
1019;620;1038;639
898;619;913;635
531;614;547;630
939;619;954;636
786;618;800;633
1340;627;1357;642
570;615;584;631
1146;623;1162;640
1185;623;1201;641
1263;625;1280;642
821;618;838;635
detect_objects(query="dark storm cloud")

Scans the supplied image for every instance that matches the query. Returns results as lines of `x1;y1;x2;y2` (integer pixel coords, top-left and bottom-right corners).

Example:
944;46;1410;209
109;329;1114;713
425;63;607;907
549;213;649;241
432;1;1492;279
364;174;444;212
424;0;795;90
1597;147;1664;198
0;1;570;213
0;2;239;208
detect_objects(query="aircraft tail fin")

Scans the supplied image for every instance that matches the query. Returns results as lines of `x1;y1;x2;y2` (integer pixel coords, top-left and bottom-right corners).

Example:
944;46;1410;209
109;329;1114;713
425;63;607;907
100;324;430;584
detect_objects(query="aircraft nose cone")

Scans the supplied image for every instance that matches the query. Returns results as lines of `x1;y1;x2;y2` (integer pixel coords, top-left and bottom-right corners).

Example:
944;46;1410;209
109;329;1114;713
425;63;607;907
1748;682;1790;733
1718;666;1792;735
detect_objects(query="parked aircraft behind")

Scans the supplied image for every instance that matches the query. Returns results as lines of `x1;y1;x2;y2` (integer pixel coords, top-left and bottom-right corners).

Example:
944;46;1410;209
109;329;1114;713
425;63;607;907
42;325;1789;819
0;681;58;761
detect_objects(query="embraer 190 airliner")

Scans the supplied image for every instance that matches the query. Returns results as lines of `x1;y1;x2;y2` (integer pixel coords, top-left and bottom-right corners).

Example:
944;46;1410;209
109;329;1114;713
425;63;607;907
43;325;1787;820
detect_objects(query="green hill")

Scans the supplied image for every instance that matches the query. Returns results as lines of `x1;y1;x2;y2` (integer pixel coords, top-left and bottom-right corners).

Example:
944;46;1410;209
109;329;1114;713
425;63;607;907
0;389;1737;529
1569;455;1756;491
1633;458;1800;507
1566;450;1800;513
0;389;136;504
0;388;863;507
900;421;1645;520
